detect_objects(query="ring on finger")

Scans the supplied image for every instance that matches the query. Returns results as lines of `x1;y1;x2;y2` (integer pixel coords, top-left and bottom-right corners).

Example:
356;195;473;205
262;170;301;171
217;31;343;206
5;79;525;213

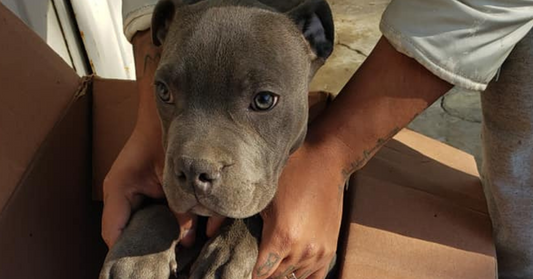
285;273;297;279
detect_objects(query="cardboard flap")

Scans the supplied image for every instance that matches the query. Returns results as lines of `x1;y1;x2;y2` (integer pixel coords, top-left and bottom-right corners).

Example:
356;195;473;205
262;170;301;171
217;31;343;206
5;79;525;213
0;92;107;279
0;3;81;214
362;129;487;214
339;129;496;279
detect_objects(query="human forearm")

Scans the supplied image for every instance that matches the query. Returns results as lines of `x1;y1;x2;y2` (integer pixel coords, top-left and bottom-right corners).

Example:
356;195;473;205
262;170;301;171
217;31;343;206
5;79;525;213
101;30;164;247
307;37;453;177
131;30;162;143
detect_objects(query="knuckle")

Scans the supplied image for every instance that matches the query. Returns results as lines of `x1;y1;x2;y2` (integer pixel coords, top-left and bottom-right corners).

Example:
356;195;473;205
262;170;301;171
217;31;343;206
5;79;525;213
277;230;297;247
301;243;319;259
316;247;328;259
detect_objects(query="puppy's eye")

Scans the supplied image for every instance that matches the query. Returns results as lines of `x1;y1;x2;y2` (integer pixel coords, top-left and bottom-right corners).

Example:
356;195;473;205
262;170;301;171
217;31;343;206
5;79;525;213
251;91;279;111
155;81;173;104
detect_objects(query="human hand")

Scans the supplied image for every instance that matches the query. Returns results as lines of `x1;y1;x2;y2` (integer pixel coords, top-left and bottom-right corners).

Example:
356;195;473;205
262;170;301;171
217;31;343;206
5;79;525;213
101;127;184;247
253;141;345;279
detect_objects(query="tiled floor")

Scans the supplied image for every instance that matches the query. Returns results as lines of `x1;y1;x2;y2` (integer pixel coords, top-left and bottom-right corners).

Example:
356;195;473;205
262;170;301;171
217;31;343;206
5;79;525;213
310;0;483;164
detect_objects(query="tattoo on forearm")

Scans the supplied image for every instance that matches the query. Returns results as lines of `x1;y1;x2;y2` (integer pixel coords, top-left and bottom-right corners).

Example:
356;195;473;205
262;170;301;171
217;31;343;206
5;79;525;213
138;52;161;79
341;126;400;179
256;253;281;277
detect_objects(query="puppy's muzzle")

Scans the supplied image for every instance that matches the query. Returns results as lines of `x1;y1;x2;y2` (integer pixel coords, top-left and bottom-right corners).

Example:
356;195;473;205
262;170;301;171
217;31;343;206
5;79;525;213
174;156;229;195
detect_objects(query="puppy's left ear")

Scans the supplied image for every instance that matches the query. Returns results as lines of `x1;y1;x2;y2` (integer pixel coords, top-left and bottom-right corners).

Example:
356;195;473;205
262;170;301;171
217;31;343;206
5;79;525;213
287;0;334;61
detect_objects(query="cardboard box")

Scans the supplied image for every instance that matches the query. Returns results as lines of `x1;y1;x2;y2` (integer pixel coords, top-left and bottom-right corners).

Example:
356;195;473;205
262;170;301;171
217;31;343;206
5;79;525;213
339;130;496;279
0;3;496;279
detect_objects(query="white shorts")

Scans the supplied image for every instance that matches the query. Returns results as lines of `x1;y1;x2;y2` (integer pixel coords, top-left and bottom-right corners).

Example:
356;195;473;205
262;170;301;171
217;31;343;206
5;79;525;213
123;0;533;91
380;0;533;91
122;0;158;42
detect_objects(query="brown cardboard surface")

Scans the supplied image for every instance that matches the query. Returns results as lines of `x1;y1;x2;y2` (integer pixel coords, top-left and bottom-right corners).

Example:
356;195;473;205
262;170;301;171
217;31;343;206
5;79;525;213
0;4;106;278
0;93;107;279
0;3;81;214
0;2;495;278
338;130;496;279
92;77;139;199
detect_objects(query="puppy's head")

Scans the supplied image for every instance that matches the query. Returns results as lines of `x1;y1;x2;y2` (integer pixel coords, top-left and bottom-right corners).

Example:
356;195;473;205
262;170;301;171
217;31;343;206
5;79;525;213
151;0;334;218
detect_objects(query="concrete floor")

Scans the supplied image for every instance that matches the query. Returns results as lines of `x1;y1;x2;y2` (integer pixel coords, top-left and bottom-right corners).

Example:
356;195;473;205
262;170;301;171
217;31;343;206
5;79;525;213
310;0;483;163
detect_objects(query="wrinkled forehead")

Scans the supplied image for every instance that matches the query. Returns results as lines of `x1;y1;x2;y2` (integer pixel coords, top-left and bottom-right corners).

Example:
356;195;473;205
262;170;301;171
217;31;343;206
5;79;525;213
159;5;311;87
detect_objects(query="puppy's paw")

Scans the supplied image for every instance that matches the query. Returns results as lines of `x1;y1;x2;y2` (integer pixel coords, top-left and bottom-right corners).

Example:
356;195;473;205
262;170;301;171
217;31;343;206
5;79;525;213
189;218;260;279
99;244;179;279
99;205;181;279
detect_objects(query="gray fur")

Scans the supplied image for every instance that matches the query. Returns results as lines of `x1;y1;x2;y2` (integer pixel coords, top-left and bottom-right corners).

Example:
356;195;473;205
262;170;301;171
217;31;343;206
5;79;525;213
100;0;334;278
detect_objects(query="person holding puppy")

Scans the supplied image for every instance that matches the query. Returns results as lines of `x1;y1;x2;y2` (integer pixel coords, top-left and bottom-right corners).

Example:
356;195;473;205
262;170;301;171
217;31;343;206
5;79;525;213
103;0;533;278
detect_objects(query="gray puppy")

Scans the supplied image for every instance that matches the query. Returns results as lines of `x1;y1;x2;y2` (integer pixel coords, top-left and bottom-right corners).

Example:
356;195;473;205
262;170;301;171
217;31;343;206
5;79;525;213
100;0;334;278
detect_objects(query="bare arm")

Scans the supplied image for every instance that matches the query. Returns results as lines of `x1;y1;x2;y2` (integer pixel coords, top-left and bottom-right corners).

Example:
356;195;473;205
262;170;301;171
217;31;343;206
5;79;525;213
309;36;452;177
101;30;166;248
253;37;453;279
132;30;163;142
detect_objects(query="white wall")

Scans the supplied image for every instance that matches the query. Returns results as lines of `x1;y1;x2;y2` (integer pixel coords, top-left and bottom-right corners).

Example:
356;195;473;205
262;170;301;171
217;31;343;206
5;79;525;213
71;0;135;79
1;0;134;79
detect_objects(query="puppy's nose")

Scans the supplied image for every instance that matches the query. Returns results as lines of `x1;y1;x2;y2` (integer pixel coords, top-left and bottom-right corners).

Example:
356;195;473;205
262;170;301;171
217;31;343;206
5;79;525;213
176;157;222;194
193;168;220;194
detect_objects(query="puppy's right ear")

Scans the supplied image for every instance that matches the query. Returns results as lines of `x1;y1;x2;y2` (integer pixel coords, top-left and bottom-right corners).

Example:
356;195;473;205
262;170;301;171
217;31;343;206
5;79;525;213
151;0;204;46
151;0;180;46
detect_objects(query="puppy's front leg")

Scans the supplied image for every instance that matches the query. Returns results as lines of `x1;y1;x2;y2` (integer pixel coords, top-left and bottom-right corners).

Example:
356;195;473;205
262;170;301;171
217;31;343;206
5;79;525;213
99;205;181;279
189;217;262;279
